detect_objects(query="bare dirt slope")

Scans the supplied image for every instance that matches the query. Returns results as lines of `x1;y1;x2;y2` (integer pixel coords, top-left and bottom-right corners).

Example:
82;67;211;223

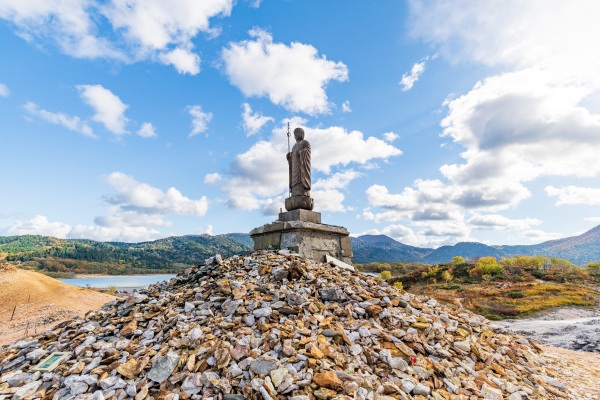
0;266;115;347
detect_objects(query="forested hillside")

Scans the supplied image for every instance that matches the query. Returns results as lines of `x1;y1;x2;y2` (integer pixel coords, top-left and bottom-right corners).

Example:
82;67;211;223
0;234;252;275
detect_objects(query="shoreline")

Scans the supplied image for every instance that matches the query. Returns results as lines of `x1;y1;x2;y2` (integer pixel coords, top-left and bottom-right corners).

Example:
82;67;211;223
66;273;178;279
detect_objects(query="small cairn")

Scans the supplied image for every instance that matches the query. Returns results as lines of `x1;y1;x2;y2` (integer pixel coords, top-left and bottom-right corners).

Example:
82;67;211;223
0;251;575;399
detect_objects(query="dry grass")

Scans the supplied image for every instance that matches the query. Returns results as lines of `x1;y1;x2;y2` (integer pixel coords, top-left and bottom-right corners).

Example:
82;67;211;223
413;281;598;320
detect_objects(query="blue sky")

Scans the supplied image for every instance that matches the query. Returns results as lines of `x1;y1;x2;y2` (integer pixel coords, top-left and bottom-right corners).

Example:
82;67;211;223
1;0;599;247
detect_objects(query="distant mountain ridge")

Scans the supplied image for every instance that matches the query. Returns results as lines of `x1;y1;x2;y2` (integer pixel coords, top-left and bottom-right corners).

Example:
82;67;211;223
0;234;253;273
352;225;600;265
1;225;599;272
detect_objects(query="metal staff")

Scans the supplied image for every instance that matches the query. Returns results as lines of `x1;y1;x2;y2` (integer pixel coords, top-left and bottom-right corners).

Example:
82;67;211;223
286;122;291;198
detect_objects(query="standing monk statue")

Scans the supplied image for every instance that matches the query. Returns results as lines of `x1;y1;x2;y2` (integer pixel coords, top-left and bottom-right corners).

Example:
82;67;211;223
285;127;314;211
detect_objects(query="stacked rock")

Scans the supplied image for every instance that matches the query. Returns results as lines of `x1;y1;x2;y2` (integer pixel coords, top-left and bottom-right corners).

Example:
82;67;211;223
0;251;576;399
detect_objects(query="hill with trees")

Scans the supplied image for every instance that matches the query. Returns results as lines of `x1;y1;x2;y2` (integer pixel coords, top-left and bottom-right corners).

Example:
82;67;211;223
0;234;252;276
1;224;599;276
352;225;600;266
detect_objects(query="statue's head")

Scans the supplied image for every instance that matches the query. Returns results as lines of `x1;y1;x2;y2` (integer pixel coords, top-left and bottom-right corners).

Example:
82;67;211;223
294;127;305;141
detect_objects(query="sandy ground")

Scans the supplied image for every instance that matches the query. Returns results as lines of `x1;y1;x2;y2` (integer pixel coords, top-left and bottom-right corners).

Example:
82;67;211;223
492;307;600;351
492;307;600;399
0;268;115;347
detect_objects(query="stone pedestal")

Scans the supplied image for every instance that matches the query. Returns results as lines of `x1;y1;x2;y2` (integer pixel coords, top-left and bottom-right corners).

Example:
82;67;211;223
250;210;353;264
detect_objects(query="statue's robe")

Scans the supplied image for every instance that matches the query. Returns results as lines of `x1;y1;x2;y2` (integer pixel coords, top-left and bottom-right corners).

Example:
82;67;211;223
288;139;311;197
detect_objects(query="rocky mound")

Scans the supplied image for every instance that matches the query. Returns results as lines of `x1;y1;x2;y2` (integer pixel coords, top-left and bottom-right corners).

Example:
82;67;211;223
0;252;576;399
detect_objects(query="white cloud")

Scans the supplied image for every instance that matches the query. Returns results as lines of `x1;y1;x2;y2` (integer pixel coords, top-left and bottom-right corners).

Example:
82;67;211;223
545;186;600;206
0;171;210;242
585;217;600;223
361;1;600;244
342;101;352;113
204;172;222;184
246;0;262;8
383;132;399;142
467;214;542;231
77;84;129;135
24;101;97;139
0;0;233;73
400;60;426;91
137;122;157;138
311;170;361;213
0;83;9;97
521;229;563;243
187;105;212;137
313;170;361;191
221;29;348;115
0;0;122;60
69;224;161;242
94;206;172;228
3;215;71;238
241;103;273;136
221;121;401;213
197;224;214;235
104;172;208;216
158;47;201;75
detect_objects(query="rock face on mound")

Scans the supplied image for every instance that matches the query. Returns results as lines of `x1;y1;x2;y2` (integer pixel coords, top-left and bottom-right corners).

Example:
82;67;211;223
0;252;574;399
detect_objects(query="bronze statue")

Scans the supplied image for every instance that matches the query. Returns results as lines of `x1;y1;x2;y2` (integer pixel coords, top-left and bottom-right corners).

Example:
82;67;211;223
285;127;314;211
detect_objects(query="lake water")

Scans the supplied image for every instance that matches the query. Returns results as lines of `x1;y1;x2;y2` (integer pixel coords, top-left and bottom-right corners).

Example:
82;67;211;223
60;274;177;290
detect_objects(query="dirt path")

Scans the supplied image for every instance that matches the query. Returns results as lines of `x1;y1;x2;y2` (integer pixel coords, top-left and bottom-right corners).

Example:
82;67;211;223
0;268;115;347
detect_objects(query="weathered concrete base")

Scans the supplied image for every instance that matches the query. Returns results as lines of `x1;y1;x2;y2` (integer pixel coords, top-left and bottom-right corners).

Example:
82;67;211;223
250;218;353;264
278;209;321;223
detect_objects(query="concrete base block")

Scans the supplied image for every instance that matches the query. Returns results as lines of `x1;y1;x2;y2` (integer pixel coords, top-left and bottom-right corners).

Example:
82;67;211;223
278;209;321;223
250;219;353;264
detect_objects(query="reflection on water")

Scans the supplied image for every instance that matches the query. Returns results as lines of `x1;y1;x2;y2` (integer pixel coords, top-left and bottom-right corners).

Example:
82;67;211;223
60;274;176;290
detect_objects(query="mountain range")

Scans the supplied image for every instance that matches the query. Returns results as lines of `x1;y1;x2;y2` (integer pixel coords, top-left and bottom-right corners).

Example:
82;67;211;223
350;225;600;265
1;224;599;272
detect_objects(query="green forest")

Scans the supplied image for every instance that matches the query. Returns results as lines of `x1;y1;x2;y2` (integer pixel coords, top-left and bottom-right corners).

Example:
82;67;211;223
0;234;252;276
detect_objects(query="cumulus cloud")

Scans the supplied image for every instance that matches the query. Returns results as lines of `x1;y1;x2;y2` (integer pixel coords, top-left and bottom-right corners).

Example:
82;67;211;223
221;29;348;115
24;101;97;139
69;224;161;242
137;122;157;138
221;120;401;214
104;172;208;216
400;60;426;91
204;172;222;184
196;224;214;235
0;0;122;59
0;0;233;73
363;1;600;244
545;186;600;206
0;171;208;243
3;215;72;238
158;47;201;75
383;132;399;142
187;105;212;137
342;101;352;113
467;214;542;231
78;84;129;135
241;103;273;136
521;229;563;243
0;83;9;97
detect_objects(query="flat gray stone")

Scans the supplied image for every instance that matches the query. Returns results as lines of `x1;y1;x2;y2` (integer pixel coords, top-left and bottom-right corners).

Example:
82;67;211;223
318;288;348;302
250;359;278;375
147;351;179;383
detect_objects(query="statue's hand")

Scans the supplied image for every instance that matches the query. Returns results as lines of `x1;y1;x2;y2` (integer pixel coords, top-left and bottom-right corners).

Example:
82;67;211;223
286;152;292;160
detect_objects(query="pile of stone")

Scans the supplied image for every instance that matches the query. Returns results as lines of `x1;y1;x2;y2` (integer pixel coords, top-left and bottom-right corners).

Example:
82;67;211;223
0;252;577;399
